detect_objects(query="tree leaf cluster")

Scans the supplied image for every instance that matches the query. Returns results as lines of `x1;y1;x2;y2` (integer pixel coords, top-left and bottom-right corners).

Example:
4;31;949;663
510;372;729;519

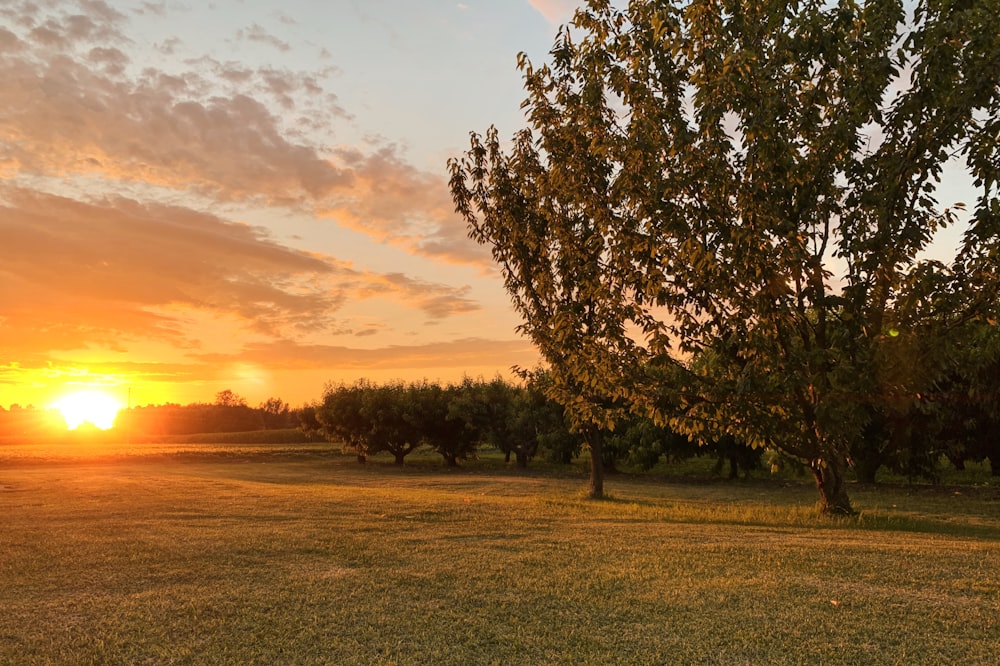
449;0;999;513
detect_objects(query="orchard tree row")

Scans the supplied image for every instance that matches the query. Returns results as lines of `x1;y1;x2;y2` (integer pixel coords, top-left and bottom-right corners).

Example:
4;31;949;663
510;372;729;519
301;377;569;468
301;374;997;481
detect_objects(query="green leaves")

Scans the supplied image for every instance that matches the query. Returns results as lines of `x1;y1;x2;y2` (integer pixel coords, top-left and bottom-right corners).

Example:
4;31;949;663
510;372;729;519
449;0;999;513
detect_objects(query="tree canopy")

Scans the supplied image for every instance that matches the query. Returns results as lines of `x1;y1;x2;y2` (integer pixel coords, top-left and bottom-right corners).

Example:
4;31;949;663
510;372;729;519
449;0;999;513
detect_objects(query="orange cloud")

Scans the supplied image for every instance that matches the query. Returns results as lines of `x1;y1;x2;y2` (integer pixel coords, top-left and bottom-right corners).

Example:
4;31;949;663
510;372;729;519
0;187;341;349
0;187;481;353
194;338;539;372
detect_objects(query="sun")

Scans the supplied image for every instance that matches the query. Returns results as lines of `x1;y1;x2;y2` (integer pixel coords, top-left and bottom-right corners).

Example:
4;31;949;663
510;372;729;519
51;390;123;430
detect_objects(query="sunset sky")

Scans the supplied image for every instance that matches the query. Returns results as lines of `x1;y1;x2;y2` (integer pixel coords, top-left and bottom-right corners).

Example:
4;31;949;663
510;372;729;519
1;0;589;409
1;0;977;412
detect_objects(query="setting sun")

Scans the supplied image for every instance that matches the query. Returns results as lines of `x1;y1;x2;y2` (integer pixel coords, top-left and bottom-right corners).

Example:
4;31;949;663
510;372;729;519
51;391;123;430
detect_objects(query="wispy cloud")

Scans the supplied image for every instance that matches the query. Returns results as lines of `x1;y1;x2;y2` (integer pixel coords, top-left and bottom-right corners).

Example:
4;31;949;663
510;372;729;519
526;0;579;25
0;0;489;268
194;338;539;372
237;23;291;52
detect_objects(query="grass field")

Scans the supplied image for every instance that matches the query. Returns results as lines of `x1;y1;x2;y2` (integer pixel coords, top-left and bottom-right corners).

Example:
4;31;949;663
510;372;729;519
2;441;998;665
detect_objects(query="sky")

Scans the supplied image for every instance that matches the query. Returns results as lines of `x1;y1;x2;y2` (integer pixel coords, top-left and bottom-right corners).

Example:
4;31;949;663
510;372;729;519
0;0;589;409
0;0;978;412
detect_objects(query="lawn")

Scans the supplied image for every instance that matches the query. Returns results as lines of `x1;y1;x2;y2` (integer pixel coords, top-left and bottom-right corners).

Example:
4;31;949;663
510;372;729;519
2;441;998;665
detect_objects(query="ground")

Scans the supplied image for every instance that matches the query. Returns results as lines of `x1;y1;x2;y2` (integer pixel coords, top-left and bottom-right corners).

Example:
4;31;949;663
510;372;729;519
2;441;997;664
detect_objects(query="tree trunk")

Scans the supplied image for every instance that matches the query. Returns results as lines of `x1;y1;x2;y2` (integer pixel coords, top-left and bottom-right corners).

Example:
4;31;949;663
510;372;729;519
444;453;458;467
812;456;853;515
504;450;512;463
394;452;406;465
853;449;880;484
515;450;528;469
587;428;604;499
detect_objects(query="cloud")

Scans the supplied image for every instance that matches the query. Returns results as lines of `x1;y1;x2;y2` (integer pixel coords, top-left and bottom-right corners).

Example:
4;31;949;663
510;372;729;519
194;338;539;372
0;187;343;350
237;23;291;52
0;27;25;52
355;272;478;319
0;359;198;391
0;55;354;202
0;0;490;268
0;187;481;356
136;3;168;17
526;0;579;24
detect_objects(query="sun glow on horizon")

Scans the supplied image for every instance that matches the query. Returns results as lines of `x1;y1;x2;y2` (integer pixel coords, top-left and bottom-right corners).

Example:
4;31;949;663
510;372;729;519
51;390;123;430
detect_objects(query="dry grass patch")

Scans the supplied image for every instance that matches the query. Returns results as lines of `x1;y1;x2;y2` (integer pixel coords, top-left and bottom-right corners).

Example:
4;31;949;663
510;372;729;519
1;446;997;664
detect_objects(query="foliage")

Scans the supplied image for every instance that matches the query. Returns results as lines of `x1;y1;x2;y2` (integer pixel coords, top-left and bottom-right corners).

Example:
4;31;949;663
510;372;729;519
450;374;579;469
917;319;1000;476
214;389;248;408
316;380;374;461
316;380;428;465
0;404;64;438
407;380;480;467
447;376;533;466
315;376;589;469
316;379;486;466
449;0;1000;513
258;397;291;430
118;402;267;436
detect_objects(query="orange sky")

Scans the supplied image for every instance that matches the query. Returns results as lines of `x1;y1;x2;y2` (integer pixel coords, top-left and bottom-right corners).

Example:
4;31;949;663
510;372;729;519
0;0;977;411
0;0;570;409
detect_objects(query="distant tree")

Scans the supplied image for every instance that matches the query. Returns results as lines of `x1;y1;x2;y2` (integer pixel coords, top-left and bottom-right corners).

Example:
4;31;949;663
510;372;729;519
317;381;373;462
605;415;692;472
297;404;323;437
708;435;764;480
258;397;290;430
450;0;1000;513
215;390;247;408
364;382;422;465
918;319;1000;476
446;377;531;468
410;380;480;467
527;371;584;465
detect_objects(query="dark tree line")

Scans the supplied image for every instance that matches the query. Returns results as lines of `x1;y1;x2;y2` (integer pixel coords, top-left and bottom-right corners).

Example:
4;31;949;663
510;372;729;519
0;404;64;437
115;391;296;437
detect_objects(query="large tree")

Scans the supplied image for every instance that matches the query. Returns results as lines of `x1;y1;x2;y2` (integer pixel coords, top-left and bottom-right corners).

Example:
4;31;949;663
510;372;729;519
449;0;999;513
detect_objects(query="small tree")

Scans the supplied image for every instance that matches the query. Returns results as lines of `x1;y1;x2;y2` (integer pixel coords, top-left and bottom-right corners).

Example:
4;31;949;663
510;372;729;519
448;377;540;469
258;397;290;430
317;381;373;462
215;389;247;408
364;382;422;465
412;380;481;467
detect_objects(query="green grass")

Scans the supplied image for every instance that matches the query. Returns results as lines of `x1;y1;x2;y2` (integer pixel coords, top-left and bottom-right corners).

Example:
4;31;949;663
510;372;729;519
1;443;997;665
